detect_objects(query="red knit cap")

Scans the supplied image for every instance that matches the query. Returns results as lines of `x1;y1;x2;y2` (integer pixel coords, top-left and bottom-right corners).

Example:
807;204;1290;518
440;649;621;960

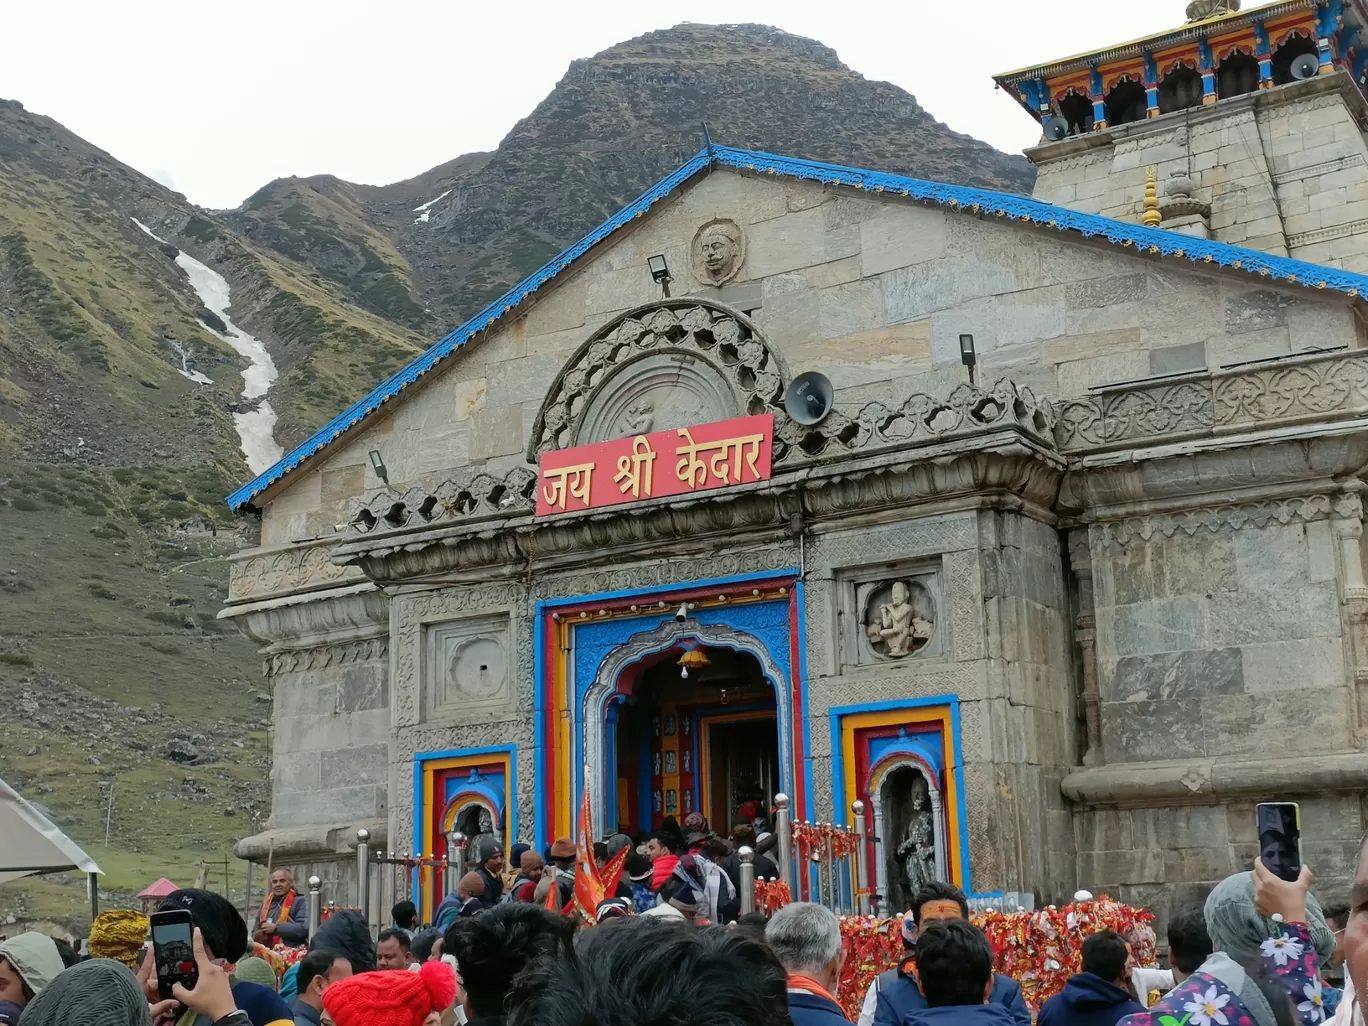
323;962;457;1026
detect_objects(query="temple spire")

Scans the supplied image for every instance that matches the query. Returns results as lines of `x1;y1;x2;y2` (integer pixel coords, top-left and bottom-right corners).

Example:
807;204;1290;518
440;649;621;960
1141;167;1163;227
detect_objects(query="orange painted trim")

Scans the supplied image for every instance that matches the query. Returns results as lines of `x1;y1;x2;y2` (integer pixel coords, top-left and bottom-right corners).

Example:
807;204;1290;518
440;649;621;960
838;706;963;888
420;751;513;921
1102;59;1146;91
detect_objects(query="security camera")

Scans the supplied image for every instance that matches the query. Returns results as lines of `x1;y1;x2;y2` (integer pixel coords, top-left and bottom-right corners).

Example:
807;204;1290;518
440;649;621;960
674;603;689;623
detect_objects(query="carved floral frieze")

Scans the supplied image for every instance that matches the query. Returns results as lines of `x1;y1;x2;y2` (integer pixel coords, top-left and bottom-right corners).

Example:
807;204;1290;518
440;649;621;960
1055;351;1368;452
1213;353;1368;429
1090;492;1364;550
228;543;362;603
264;637;388;678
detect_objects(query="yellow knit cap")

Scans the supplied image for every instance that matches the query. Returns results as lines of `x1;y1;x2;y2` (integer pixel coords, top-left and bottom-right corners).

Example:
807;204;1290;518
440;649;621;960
89;909;150;968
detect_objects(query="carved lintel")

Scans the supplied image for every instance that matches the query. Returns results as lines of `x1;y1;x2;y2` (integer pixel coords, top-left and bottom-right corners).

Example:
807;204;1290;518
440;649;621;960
338;447;1063;584
1092;493;1362;550
264;636;389;679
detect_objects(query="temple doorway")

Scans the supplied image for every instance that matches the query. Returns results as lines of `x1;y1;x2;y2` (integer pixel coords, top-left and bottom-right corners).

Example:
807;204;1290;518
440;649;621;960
610;645;779;834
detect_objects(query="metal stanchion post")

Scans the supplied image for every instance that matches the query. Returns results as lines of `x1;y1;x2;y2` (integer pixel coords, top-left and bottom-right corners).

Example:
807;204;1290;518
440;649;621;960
822;824;835;911
307;876;321;941
852;800;870;916
446;832;466;896
738;846;756;915
356;829;372;929
774;794;793;893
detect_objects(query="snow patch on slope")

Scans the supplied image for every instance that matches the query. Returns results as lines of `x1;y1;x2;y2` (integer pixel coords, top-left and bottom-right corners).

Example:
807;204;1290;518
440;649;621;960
413;189;452;224
133;218;283;473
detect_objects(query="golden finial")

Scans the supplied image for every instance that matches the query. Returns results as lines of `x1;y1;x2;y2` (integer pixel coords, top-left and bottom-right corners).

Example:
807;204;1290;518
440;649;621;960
1141;166;1163;228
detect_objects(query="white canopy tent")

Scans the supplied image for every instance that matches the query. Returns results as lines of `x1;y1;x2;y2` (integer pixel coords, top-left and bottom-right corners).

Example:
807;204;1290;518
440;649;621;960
0;777;103;918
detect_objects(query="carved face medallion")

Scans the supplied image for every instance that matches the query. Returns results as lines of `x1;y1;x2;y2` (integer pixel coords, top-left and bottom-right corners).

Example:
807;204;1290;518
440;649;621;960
691;218;744;286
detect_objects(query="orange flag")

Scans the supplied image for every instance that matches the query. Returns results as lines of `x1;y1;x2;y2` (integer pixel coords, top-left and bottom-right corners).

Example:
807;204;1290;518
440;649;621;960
572;784;606;921
544;868;561;912
601;844;629;897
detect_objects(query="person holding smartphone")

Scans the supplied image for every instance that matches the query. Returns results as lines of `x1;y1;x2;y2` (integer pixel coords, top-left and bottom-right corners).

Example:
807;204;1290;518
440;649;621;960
19;932;246;1026
152;890;293;1026
1117;861;1333;1026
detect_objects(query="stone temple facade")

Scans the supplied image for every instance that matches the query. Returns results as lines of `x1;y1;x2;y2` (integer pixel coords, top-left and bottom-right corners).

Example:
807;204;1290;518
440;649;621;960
224;2;1368;930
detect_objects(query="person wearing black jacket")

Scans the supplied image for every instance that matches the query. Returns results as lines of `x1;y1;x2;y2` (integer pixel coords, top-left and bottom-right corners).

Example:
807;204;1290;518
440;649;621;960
718;825;780;923
1036;931;1145;1026
470;836;505;908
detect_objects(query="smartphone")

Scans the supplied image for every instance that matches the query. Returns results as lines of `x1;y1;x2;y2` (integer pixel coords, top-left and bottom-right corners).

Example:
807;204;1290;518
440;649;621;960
150;909;198;999
1256;802;1302;883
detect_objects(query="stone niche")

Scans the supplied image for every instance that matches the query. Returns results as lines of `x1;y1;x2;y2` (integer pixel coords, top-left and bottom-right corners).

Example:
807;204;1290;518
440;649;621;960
423;614;514;723
837;560;944;668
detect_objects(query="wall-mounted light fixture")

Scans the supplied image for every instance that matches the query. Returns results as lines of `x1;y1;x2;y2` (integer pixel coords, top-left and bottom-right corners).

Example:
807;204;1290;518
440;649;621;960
647;254;672;297
959;334;977;385
368;449;389;485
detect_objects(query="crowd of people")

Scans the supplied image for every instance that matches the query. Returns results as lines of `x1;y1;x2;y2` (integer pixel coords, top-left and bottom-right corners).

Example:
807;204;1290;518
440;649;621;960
2;814;1366;1026
424;809;775;929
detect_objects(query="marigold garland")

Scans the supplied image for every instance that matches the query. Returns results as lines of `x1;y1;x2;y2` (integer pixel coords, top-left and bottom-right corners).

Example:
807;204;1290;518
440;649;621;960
831;897;1156;1021
251;941;305;985
755;878;792;916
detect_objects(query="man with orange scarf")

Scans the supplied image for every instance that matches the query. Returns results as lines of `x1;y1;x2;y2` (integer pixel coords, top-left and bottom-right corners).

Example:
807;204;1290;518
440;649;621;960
254;869;309;947
766;902;850;1025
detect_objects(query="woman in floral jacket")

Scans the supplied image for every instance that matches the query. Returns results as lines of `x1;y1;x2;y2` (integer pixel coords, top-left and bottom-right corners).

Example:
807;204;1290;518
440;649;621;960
1119;861;1336;1026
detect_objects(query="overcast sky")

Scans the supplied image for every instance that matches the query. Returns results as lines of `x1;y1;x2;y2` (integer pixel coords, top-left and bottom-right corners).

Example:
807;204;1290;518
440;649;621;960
4;0;1171;209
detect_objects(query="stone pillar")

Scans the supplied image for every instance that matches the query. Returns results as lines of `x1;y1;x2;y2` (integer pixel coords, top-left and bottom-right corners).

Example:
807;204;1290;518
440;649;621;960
1333;495;1368;746
1200;39;1217;104
224;581;392;886
1144;53;1160;118
1090;66;1107;130
1070;530;1103;766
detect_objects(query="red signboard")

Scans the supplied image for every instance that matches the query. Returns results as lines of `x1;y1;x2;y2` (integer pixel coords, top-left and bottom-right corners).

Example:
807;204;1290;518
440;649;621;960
536;414;775;517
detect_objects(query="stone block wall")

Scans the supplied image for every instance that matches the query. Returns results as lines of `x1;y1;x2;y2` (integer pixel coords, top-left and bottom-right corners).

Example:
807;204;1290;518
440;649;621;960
1091;518;1350;763
803;508;1077;901
1073;795;1367;942
268;646;391;827
1029;75;1368;273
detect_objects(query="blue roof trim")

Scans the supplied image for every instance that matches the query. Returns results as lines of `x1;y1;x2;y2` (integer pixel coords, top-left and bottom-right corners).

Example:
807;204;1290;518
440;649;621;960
227;144;1368;512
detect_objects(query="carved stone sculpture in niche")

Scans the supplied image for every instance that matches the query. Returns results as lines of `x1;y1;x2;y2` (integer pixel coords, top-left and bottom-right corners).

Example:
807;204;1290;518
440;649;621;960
883;766;941;913
692;218;744;286
865;580;935;658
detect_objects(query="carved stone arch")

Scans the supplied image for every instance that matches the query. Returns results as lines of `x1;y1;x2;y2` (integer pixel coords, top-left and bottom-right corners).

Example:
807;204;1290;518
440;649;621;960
868;756;948;915
579;616;793;836
442;794;500;838
526;299;791;461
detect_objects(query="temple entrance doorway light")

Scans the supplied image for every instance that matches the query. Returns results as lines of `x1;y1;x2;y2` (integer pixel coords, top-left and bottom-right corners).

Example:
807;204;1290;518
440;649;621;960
609;645;779;835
